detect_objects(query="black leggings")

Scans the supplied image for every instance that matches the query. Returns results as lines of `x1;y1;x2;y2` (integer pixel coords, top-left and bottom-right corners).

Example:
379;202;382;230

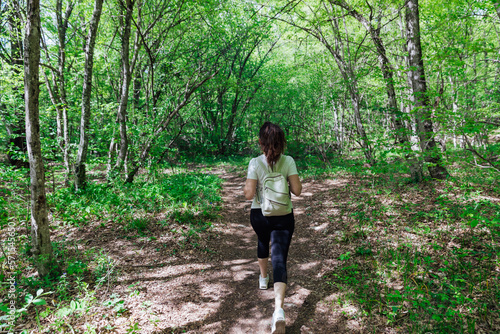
250;209;295;284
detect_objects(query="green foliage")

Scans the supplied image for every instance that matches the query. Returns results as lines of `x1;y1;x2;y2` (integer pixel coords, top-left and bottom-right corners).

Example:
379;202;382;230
323;161;500;332
10;289;54;332
3;0;500;331
0;166;29;229
326;243;499;332
47;171;222;228
103;294;127;316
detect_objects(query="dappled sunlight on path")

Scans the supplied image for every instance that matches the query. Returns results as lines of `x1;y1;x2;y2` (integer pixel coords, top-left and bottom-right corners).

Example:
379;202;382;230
82;169;353;333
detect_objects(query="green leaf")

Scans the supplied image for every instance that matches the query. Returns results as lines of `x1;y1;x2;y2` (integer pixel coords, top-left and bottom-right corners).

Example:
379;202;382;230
469;219;479;228
25;294;34;304
0;304;9;313
32;299;46;306
56;307;73;317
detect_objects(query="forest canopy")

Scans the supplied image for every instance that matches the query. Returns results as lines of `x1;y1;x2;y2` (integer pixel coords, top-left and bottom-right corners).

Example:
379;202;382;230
0;0;498;177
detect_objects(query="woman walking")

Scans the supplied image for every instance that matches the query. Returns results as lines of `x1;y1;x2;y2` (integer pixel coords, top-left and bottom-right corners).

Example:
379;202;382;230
244;122;302;334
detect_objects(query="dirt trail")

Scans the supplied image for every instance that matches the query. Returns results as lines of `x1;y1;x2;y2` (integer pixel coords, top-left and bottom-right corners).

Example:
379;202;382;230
106;169;356;333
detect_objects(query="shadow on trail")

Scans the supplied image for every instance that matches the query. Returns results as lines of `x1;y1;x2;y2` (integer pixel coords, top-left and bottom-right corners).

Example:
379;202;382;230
152;173;352;333
76;169;500;333
88;172;360;333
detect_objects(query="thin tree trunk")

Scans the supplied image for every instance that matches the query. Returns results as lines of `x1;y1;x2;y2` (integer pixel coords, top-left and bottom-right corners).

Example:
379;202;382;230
57;0;74;185
113;0;135;173
125;70;217;183
74;0;104;190
41;28;72;185
282;9;374;164
24;0;53;277
62;104;70;185
406;0;449;179
331;18;374;164
106;134;116;176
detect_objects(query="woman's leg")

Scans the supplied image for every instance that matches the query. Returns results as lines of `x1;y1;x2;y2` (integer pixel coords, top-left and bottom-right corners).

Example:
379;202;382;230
269;214;294;285
274;282;286;310
258;258;268;278
269;213;295;312
250;209;271;278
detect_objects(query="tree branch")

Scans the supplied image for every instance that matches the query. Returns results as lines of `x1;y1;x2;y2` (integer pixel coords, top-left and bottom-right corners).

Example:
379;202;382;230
463;136;500;173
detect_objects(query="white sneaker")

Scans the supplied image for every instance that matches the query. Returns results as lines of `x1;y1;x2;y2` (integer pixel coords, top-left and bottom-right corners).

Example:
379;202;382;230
271;308;285;334
259;274;269;290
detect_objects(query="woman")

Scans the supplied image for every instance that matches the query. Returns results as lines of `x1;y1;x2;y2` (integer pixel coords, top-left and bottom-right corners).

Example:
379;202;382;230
243;122;302;334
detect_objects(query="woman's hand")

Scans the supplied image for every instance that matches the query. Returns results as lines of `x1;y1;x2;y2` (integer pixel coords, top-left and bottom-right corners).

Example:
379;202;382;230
244;179;257;200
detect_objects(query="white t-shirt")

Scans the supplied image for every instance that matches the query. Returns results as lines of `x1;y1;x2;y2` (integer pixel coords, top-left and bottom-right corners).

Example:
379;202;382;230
247;154;299;209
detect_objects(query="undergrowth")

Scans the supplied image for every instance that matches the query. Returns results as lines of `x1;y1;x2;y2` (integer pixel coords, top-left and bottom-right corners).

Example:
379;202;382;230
323;160;500;333
2;152;499;333
0;163;222;333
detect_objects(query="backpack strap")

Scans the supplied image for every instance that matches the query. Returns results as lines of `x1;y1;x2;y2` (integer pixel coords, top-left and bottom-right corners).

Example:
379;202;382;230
275;156;291;200
255;157;267;204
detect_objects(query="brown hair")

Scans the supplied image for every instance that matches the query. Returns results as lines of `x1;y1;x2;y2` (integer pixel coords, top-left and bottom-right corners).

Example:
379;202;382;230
259;122;286;168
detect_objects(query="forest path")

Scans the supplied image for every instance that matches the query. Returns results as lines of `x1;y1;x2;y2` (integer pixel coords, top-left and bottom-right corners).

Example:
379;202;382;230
111;168;356;333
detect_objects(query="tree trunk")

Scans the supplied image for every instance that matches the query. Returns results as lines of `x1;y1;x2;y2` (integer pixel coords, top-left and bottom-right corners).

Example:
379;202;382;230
113;0;135;173
74;0;104;190
56;0;74;185
406;0;449;179
106;135;116;176
330;0;422;180
350;91;374;164
330;17;374;164
125;70;217;183
24;0;53;277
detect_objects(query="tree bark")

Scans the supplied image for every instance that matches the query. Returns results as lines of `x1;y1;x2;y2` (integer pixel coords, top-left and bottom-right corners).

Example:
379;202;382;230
125;70;218;183
24;0;53;277
74;0;104;190
40;0;74;185
56;0;74;185
329;16;374;164
406;0;449;179
113;0;135;173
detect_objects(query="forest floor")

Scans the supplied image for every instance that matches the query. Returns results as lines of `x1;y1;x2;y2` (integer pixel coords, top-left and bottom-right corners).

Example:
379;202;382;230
76;168;353;333
15;163;500;333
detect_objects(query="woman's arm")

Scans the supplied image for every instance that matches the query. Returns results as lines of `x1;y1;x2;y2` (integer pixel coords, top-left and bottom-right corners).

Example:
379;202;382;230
244;179;258;200
288;174;302;196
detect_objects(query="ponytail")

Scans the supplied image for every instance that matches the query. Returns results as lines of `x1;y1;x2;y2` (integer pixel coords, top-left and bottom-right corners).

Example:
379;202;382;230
259;122;286;168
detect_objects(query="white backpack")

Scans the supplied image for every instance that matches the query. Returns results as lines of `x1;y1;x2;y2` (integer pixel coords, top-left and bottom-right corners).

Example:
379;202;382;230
256;156;292;217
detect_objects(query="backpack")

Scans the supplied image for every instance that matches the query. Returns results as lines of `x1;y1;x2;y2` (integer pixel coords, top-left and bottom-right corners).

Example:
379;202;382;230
256;156;292;217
